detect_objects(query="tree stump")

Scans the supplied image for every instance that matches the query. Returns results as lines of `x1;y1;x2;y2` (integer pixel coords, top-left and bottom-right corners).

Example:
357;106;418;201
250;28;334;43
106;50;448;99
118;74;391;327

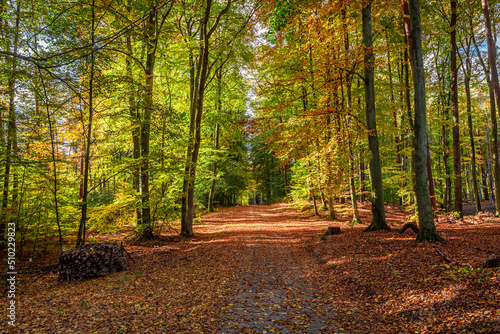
59;243;128;281
484;254;499;268
324;226;341;236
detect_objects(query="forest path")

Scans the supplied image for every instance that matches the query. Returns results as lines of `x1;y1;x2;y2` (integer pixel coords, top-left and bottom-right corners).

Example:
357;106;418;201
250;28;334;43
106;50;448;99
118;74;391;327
201;204;340;333
15;202;500;333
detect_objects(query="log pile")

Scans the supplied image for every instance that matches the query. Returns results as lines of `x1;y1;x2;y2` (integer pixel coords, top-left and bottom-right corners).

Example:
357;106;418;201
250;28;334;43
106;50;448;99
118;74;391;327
59;243;128;281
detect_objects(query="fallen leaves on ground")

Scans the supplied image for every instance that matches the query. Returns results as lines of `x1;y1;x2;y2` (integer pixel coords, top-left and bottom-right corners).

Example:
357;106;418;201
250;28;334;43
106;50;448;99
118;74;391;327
7;202;500;333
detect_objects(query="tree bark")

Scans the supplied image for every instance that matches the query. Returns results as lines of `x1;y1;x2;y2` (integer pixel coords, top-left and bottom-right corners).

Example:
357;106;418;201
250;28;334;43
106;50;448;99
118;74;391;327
450;0;463;217
409;0;441;241
208;123;219;212
137;5;156;240
362;3;389;232
181;0;232;237
482;0;500;216
465;56;481;213
0;0;20;243
126;32;142;225
77;0;95;246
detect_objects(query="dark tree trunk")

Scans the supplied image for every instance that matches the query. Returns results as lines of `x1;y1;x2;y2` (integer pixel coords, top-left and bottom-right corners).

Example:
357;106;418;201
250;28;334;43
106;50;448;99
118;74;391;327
0;0;20;243
137;5;156;240
450;0;463;217
482;0;500;216
77;0;96;246
362;3;389;232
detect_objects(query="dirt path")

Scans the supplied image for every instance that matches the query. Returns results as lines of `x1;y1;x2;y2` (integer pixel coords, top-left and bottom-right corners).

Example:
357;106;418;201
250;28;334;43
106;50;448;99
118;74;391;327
211;205;337;333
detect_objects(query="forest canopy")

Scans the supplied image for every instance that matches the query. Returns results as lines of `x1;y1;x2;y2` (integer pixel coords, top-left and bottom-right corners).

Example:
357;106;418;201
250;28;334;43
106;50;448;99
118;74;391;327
1;0;500;251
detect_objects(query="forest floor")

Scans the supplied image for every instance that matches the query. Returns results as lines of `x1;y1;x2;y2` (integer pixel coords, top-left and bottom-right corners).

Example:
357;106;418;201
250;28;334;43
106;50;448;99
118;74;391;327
5;201;500;333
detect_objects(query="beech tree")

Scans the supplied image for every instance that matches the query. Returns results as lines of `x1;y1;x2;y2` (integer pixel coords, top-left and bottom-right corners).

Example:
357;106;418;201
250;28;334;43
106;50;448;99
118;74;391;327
409;0;441;241
362;1;388;232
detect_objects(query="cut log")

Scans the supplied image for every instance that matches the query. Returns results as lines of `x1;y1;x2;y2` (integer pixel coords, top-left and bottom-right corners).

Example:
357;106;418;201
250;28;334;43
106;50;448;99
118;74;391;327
324;226;341;236
400;222;418;234
59;243;128;282
484;254;499;268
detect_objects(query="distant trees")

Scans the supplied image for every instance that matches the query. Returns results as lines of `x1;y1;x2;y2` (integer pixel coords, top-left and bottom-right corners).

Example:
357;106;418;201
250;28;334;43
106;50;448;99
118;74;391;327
254;0;500;240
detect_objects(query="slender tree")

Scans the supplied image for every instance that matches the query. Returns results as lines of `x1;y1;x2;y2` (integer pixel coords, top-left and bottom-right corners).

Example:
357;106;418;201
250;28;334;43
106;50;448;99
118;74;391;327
482;0;500;215
450;0;463;217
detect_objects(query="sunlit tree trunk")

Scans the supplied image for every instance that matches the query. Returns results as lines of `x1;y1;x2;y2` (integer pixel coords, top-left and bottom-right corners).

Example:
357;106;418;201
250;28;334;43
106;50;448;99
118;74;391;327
409;0;441;241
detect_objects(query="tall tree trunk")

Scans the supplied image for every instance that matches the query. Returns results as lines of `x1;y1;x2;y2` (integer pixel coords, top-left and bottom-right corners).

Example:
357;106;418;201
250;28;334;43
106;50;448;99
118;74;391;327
482;0;500;216
181;51;198;236
402;0;436;211
182;0;232;237
362;3;389;232
450;0;463;217
465;60;481;213
386;30;402;187
208;64;223;213
137;5;156;240
343;13;360;223
126;32;142;225
409;0;441;241
77;0;95;246
0;0;20;243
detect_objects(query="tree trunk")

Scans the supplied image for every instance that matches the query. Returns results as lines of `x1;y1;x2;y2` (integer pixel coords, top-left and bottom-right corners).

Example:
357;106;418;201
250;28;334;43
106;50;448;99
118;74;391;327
136;4;157;240
181;0;232;237
450;0;463;217
362;3;388;232
482;0;500;216
474;40;500;214
77;0;95;246
208;123;219;212
465;57;481;212
126;32;142;225
409;0;441;241
0;0;20;243
386;30;402;195
181;51;197;237
328;196;336;221
479;144;489;201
